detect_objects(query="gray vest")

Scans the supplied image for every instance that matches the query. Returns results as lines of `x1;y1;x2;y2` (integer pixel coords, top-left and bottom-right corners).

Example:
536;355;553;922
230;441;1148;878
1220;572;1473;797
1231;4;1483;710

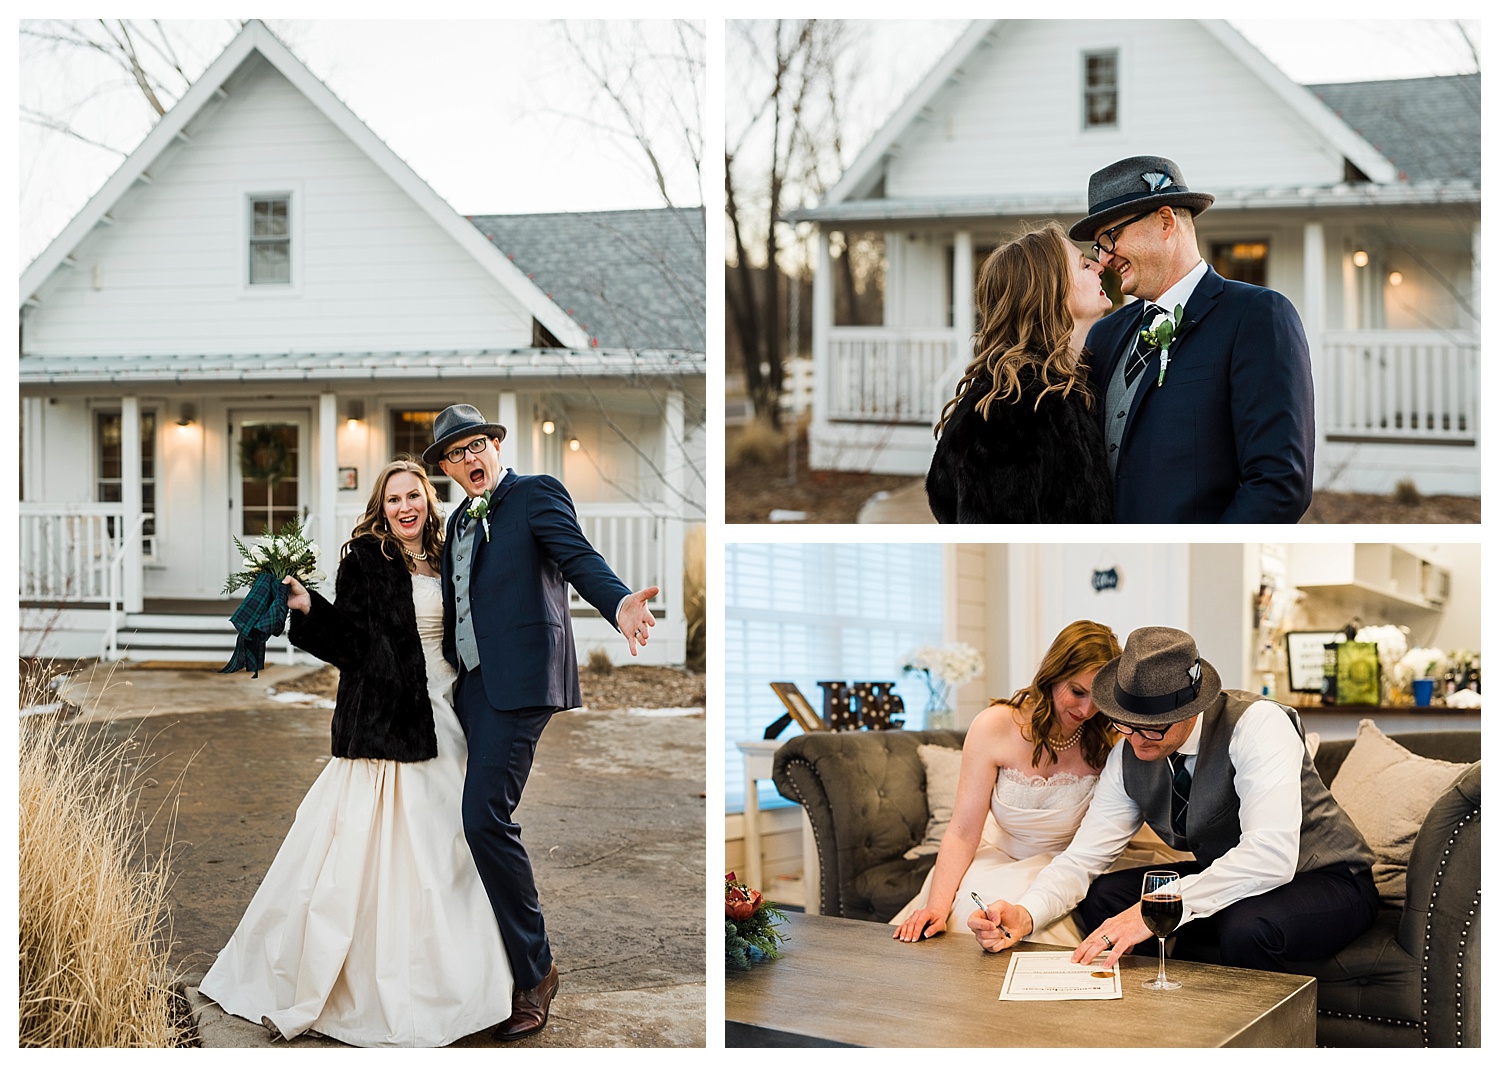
1104;331;1149;476
1121;691;1374;875
450;513;481;671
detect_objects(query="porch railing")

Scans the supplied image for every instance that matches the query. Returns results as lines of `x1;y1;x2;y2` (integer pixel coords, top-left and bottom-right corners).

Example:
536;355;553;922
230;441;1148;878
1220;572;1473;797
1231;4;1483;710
19;504;141;603
574;504;668;612
827;327;960;425
1319;331;1479;444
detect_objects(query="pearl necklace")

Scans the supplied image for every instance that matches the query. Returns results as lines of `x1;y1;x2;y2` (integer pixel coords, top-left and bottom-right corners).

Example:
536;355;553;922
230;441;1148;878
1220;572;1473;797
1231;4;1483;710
406;548;428;562
1050;725;1084;752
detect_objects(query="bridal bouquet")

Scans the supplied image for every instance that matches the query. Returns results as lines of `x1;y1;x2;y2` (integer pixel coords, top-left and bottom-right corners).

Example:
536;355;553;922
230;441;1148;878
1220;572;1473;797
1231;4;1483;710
725;872;787;970
222;516;325;595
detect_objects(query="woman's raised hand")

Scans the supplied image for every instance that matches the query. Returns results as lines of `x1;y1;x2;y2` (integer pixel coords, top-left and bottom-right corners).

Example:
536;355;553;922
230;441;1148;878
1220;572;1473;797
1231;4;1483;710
283;575;312;615
893;906;947;943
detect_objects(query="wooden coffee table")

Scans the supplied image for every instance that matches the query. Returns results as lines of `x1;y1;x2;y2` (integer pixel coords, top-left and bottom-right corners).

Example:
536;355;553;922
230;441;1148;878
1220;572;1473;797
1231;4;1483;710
726;912;1315;1047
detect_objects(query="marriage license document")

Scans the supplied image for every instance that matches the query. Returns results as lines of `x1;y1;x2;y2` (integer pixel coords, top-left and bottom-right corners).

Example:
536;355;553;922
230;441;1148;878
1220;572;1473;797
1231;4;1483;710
997;951;1123;1001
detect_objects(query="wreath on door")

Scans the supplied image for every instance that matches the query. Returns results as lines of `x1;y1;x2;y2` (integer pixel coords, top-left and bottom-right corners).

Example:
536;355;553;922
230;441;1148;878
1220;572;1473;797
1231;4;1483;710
239;425;295;484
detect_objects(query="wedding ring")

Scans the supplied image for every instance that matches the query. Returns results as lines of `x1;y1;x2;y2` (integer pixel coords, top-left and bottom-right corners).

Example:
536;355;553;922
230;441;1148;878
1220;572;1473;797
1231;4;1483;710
1099;932;1114;948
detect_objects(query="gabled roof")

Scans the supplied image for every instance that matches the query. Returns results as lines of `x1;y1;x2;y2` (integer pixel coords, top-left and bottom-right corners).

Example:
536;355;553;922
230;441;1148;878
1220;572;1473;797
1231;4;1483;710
19;20;590;349
820;18;1400;211
469;208;705;352
1310;74;1480;184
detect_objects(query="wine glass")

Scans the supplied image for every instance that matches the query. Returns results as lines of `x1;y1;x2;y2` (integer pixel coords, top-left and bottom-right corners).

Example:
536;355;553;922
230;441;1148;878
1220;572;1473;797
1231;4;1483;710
1140;870;1183;991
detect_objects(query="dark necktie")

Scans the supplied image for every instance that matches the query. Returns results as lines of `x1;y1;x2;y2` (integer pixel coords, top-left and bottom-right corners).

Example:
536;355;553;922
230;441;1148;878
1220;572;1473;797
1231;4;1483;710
1124;303;1163;388
1168;752;1192;839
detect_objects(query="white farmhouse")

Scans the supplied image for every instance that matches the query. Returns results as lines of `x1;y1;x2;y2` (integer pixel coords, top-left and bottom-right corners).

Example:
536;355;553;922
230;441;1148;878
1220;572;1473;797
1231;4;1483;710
788;19;1478;498
19;20;705;665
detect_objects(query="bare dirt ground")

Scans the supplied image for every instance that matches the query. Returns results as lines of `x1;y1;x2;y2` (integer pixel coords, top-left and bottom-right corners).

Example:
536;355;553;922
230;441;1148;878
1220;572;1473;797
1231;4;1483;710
725;425;1480;525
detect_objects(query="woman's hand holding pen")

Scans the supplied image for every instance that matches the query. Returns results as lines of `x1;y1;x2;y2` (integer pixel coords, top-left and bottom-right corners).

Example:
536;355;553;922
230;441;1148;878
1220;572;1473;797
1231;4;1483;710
967;893;1033;953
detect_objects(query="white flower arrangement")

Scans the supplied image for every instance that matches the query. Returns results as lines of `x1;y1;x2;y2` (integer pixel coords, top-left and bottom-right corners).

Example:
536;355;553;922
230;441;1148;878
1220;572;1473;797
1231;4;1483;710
903;643;984;687
1398;647;1447;683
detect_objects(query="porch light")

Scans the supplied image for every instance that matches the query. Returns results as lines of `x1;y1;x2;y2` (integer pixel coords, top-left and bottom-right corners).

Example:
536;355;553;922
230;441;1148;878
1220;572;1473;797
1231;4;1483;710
568;437;581;452
1388;271;1404;286
1352;250;1369;267
176;403;196;428
542;419;556;435
345;399;364;429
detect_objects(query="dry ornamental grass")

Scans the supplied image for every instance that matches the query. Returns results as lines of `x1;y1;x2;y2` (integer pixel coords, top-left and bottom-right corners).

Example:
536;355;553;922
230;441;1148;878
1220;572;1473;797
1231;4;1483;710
18;684;190;1047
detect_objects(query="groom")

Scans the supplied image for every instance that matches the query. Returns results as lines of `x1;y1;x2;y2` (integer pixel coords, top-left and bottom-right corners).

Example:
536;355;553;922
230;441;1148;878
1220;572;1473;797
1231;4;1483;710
426;404;658;1040
1072;155;1315;522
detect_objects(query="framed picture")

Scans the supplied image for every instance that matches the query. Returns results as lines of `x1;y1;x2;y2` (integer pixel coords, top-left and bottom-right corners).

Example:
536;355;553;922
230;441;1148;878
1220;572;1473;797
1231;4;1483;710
1285;631;1340;693
338;466;359;491
769;682;825;733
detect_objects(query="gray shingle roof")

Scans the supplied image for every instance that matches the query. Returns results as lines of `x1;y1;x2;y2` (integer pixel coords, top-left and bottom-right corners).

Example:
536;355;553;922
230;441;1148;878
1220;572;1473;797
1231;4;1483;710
467;208;705;352
1309;74;1480;184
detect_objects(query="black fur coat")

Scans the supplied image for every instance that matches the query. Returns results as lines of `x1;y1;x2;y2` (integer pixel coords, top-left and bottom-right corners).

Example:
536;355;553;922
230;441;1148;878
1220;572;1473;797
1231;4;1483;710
288;535;438;762
926;367;1114;523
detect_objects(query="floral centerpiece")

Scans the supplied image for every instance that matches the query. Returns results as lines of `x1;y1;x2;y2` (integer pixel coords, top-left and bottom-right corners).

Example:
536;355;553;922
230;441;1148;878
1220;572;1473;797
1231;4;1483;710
902;643;985;728
1398;647;1447;684
725;872;787;970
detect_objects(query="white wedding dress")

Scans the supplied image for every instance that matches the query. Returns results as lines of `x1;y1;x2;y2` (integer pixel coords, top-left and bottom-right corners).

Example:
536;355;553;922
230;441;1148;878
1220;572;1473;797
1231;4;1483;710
889;767;1097;947
199;574;513;1047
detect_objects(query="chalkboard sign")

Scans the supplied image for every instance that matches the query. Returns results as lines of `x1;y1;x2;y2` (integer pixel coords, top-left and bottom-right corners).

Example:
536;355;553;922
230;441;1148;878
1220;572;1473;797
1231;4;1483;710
1285;631;1340;693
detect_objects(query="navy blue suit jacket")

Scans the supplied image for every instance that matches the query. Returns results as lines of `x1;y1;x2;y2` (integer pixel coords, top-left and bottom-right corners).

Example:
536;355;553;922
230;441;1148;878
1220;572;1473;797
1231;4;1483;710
1087;266;1314;523
441;469;631;713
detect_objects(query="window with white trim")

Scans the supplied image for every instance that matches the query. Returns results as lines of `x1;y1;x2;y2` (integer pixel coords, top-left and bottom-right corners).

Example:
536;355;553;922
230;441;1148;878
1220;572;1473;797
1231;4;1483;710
1083;50;1118;130
95;409;157;557
725;543;945;812
249;196;291;284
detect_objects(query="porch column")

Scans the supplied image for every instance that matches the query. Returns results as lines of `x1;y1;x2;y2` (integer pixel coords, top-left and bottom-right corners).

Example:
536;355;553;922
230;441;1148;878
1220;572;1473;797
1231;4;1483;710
663;389;686;640
952;230;974;340
811;230;833;427
317;392;337;552
121;396;143;613
21;396;45;502
1302;221;1326;467
497;391;521;470
1471;220;1481;336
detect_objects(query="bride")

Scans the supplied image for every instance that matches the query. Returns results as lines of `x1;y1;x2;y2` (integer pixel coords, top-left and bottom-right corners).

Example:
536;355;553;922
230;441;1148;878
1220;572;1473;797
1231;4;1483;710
891;620;1120;947
199;459;512;1046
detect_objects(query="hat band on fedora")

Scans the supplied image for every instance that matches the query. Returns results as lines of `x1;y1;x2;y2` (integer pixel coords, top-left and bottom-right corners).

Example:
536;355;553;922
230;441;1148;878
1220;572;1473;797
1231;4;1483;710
1088;185;1192;219
1114;661;1203;716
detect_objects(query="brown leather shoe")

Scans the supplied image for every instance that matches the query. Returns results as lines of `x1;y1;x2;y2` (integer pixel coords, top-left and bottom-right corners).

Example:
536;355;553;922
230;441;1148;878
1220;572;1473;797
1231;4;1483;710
495;962;559;1040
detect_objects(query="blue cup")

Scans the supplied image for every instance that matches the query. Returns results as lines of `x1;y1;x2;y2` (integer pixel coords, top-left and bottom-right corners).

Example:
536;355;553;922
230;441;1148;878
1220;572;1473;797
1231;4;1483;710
1413;678;1435;706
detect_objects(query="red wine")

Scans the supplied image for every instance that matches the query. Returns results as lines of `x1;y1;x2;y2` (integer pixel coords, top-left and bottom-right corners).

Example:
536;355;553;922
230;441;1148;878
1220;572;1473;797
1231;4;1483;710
1141;892;1183;937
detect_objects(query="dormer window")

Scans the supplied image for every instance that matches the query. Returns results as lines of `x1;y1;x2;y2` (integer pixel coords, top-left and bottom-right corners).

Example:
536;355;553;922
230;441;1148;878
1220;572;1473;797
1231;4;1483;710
1083;50;1118;130
249;196;291;284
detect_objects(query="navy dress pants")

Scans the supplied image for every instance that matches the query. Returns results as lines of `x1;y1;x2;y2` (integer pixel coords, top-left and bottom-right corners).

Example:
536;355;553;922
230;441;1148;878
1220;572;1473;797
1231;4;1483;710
1077;859;1379;974
454;664;555;991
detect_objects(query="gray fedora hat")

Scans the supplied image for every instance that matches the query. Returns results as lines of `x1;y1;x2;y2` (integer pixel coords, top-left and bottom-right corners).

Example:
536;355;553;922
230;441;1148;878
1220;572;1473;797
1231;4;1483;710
422;403;508;465
1092;626;1222;728
1069;155;1216;241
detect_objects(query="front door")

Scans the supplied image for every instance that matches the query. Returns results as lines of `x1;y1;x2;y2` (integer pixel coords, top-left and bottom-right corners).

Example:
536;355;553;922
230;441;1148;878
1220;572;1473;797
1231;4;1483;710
230;411;311;575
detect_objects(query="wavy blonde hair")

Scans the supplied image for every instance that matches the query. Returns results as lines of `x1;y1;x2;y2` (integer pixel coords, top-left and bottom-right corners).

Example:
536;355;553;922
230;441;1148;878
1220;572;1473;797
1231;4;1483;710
935;221;1093;437
1000;619;1121;771
346;457;445;570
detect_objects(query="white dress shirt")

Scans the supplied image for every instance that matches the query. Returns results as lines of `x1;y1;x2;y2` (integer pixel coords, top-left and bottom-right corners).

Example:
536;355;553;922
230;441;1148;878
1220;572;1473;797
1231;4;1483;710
1146;257;1208;316
1014;699;1307;932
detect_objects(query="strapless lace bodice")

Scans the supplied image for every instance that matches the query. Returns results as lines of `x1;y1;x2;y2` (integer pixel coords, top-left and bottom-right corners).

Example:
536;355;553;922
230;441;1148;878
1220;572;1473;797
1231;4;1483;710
983;766;1098;860
992;767;1097;811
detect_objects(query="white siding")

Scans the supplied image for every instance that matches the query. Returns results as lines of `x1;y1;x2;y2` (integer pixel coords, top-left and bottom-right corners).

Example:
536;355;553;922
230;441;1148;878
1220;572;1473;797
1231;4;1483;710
24;56;533;357
885;20;1345;202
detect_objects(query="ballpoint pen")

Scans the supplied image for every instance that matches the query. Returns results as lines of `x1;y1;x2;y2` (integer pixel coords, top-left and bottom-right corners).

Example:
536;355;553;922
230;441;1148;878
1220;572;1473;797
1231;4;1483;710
971;891;1012;940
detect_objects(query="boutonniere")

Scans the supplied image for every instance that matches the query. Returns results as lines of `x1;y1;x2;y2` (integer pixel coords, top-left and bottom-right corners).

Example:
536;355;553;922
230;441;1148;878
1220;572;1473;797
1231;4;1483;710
1139;303;1187;386
467;491;492;542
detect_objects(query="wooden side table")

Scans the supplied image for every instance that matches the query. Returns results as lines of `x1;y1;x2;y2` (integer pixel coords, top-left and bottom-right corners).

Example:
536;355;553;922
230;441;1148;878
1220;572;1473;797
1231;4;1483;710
735;739;820;914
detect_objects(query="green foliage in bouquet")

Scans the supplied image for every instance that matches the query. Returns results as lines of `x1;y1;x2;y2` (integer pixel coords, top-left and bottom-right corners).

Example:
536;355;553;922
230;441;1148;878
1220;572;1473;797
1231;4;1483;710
725;871;787;970
222;515;323;595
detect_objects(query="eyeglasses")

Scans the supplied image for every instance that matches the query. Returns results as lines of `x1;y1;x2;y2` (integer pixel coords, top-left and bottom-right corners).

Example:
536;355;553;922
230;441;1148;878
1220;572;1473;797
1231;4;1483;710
442;437;491;464
1106;718;1169;741
1092;209;1155;257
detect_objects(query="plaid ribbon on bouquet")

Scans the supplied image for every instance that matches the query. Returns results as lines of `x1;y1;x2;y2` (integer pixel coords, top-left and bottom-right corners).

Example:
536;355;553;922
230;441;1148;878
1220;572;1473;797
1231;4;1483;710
219;570;290;677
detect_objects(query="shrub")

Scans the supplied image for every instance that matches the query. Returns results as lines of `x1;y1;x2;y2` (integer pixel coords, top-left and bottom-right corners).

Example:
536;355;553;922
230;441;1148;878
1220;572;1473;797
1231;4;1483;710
683;523;706;672
586;646;614;675
727;417;786;467
18;666;189;1047
1393;479;1422;507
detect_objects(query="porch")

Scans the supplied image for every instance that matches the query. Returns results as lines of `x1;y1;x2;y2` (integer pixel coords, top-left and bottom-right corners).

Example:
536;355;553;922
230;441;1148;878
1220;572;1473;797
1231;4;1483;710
20;501;682;664
808;326;1480;493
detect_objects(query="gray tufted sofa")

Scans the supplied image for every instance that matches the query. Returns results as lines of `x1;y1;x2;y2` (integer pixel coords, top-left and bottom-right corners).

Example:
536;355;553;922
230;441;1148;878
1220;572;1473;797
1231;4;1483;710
1305;730;1480;1048
772;727;1480;1047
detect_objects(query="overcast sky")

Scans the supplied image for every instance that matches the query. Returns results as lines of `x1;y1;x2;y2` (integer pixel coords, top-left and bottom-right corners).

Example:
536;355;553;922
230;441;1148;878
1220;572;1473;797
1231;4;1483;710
15;18;1481;269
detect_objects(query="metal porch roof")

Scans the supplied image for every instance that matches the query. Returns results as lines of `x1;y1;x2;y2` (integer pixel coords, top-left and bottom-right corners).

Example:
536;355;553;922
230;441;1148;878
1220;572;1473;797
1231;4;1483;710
18;347;705;386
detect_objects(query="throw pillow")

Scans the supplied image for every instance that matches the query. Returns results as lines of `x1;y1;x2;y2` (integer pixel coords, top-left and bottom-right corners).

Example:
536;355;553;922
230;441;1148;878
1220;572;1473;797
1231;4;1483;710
1330;719;1472;906
904;744;963;860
